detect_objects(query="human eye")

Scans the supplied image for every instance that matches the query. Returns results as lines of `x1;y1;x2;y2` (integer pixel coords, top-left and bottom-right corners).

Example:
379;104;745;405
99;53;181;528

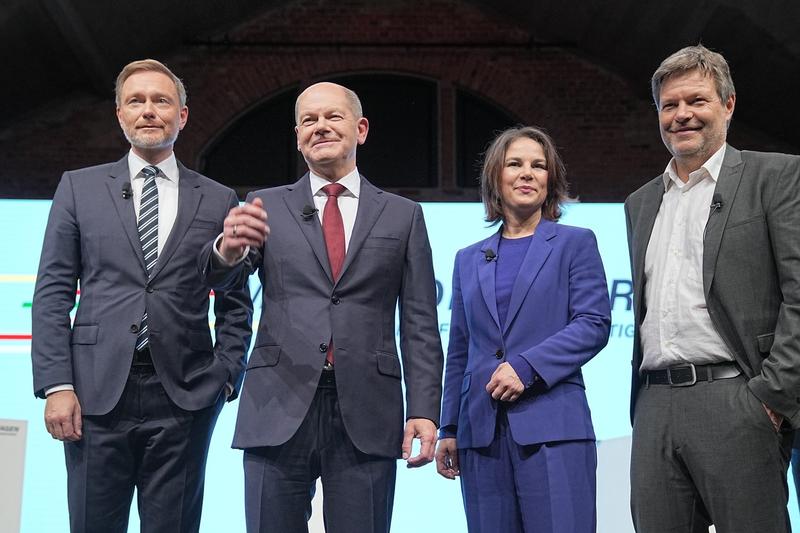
505;159;520;167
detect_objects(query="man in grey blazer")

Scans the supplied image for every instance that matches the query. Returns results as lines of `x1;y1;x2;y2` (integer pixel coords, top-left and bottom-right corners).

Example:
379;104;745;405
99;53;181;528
32;59;252;532
625;44;800;532
200;81;443;532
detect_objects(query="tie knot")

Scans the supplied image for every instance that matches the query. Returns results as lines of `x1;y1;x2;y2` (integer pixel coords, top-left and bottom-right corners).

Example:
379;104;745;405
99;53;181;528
141;165;160;179
322;183;346;198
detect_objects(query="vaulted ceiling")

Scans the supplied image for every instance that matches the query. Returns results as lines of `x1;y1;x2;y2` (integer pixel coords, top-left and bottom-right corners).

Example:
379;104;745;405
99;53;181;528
4;0;798;147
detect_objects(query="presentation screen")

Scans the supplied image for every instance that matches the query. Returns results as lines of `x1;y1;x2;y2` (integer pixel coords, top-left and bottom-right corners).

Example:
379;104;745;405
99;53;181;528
1;200;796;532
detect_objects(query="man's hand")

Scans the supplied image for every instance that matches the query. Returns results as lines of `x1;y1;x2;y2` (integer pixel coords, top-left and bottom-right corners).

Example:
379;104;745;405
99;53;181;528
435;438;460;479
218;197;269;263
486;362;524;402
764;403;784;432
402;418;437;468
44;390;82;441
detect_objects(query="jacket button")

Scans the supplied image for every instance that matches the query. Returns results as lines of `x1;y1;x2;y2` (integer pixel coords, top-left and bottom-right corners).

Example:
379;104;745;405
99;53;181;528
146;286;154;293
495;349;504;359
130;324;140;333
319;343;328;352
331;295;340;305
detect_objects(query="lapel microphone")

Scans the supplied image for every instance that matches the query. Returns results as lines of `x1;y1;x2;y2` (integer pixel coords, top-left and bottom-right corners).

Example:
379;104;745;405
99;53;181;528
710;193;724;212
484;249;497;262
301;205;319;221
121;182;132;199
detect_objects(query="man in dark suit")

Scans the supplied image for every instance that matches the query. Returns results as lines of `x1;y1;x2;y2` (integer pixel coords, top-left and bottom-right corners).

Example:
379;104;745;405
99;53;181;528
32;59;252;532
625;44;800;532
200;81;443;532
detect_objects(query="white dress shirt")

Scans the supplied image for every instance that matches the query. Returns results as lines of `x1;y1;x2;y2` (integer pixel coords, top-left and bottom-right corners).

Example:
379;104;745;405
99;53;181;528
309;168;361;251
640;144;734;371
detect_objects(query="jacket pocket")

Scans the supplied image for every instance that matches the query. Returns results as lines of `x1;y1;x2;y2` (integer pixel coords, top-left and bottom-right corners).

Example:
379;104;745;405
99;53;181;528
756;332;774;355
190;219;218;229
376;351;401;378
188;329;213;351
70;325;98;345
247;344;281;369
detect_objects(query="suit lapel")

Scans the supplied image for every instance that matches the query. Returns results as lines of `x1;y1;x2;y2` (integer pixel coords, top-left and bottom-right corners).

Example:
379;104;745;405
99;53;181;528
478;231;502;332
703;145;743;297
338;177;387;284
283;174;333;283
107;157;147;273
150;162;201;281
632;177;665;321
502;220;555;336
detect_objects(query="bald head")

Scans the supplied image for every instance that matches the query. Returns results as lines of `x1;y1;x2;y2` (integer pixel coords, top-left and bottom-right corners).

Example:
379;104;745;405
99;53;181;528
294;82;363;124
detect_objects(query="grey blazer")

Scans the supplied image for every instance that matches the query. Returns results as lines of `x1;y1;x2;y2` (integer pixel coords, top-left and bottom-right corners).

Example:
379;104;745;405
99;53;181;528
625;145;800;427
200;173;443;458
32;156;253;414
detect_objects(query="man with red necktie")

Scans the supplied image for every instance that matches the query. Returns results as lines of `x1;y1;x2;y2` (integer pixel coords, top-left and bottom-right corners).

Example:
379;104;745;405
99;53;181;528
200;81;443;533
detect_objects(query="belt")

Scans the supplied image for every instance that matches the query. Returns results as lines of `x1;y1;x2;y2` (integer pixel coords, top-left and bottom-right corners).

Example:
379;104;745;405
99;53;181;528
643;362;740;387
132;347;153;367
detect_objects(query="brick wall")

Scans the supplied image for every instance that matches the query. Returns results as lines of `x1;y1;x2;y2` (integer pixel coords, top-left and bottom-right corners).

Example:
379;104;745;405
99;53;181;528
0;0;791;200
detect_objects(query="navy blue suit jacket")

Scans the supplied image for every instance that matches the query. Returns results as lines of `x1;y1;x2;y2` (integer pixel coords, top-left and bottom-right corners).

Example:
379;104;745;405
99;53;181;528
441;219;611;448
32;156;253;414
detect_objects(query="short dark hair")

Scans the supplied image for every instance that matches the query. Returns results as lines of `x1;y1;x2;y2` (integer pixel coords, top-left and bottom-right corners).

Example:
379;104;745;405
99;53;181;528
480;126;571;223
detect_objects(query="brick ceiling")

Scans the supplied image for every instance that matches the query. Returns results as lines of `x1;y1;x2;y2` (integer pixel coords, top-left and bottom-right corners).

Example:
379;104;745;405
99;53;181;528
2;0;798;148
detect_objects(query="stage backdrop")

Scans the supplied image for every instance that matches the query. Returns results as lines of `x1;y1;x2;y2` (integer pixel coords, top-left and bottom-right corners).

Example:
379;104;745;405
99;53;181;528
1;200;797;532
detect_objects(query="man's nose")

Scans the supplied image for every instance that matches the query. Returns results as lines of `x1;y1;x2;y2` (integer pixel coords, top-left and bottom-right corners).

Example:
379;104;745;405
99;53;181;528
141;101;157;117
675;101;692;121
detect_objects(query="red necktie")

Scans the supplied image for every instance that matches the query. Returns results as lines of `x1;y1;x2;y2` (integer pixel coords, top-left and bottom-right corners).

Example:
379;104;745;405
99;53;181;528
322;183;346;365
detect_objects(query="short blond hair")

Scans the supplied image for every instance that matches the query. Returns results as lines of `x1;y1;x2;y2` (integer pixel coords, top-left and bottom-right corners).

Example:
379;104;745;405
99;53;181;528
115;59;187;107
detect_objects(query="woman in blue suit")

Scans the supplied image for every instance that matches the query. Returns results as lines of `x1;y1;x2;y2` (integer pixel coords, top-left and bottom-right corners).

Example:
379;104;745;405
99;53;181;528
435;126;611;532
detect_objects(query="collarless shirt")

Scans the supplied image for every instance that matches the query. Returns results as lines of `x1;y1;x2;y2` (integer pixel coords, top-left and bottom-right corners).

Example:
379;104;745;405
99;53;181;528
127;150;179;255
309;168;360;251
640;144;734;372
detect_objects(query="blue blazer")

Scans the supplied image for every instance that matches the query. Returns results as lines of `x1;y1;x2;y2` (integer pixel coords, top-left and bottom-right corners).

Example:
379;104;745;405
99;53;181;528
441;219;611;448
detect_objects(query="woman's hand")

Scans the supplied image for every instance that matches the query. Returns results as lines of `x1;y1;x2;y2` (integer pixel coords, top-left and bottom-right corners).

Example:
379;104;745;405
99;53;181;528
435;438;460;479
486;362;524;402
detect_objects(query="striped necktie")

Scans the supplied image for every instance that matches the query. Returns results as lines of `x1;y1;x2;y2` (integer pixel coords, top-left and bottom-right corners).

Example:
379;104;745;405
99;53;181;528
135;165;159;351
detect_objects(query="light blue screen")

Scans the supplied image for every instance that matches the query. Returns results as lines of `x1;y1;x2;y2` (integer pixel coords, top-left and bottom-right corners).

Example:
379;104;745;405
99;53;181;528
1;200;796;532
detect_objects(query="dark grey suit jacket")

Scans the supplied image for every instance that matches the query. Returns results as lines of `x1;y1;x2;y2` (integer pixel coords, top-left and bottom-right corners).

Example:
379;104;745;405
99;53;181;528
625;145;800;427
32;156;253;414
200;174;443;458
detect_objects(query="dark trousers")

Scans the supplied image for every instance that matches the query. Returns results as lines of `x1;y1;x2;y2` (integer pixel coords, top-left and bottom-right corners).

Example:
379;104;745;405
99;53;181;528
630;375;792;533
64;366;223;533
458;413;597;533
244;371;397;533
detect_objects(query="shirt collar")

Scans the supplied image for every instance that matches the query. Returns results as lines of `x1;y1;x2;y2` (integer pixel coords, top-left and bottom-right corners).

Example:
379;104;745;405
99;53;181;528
127;150;179;183
310;167;361;198
662;143;727;191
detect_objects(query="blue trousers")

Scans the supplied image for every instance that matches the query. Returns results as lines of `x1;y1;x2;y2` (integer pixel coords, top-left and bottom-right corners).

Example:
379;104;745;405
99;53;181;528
458;414;596;533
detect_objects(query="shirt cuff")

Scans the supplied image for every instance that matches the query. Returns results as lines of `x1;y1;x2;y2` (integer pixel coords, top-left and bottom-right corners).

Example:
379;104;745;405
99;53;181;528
212;233;249;266
45;384;74;396
439;425;457;439
507;355;540;389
